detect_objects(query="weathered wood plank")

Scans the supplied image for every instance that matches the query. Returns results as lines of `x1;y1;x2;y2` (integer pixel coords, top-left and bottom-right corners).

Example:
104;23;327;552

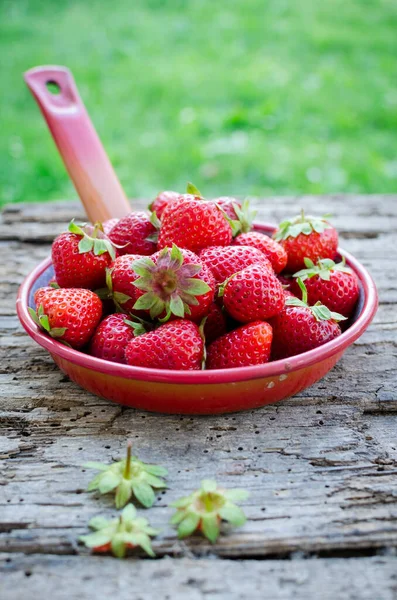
1;554;397;600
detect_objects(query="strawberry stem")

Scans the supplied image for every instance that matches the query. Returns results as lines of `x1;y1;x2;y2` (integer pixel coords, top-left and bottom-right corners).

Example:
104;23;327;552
92;222;102;239
203;493;213;512
124;441;132;479
296;277;308;303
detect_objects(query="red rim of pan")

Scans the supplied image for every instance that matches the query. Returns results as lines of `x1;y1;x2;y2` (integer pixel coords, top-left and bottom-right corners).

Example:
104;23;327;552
16;222;378;385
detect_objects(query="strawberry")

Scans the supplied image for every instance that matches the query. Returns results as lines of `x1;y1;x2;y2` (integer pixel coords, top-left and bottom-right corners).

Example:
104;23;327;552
220;264;285;322
203;303;227;344
216;197;256;237
125;319;204;370
215;197;242;220
158;193;233;253
291;257;359;318
131;245;215;322
206;321;273;369
170;479;249;543
34;286;53;306
149;190;180;219
52;221;116;289
234;231;287;274
105;254;142;315
80;504;159;558
273;211;338;272
89;313;145;363
30;287;102;348
199;245;272;286
270;279;346;359
102;218;119;236
109;211;157;256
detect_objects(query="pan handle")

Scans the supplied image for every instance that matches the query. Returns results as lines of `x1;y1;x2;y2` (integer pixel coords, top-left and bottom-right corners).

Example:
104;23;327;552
24;65;131;223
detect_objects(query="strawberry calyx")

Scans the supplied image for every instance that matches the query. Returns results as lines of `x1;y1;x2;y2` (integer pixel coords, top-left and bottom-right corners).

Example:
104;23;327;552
198;317;208;369
227;198;256;236
217;273;237;298
186;181;203;197
68;220;117;260
131;244;211;322
124;316;154;337
285;278;347;322
293;257;353;282
79;503;160;558
215;203;243;237
170;479;249;543
85;440;168;509
273;210;332;242
28;304;68;340
95;267;132;311
145;211;161;243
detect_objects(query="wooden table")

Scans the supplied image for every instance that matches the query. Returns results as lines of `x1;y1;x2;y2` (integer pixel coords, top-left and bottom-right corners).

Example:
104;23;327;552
1;196;396;599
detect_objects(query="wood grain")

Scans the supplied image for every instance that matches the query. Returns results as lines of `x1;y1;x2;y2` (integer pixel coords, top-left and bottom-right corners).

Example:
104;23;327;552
1;195;396;598
1;554;397;600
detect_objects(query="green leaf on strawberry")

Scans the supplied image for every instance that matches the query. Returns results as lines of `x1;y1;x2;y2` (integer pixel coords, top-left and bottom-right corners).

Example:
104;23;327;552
29;305;67;339
85;441;167;509
186;182;203;197
293;257;353;282
228;198;257;236
79;504;160;558
286;278;347;323
68;220;117;261
130;244;212;322
274;210;333;242
170;479;249;543
145;211;161;243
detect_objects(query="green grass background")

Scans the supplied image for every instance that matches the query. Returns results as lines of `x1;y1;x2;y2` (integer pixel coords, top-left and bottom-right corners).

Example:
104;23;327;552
1;0;397;207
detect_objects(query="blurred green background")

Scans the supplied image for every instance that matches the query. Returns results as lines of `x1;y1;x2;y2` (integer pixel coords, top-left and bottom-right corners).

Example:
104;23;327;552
1;0;397;207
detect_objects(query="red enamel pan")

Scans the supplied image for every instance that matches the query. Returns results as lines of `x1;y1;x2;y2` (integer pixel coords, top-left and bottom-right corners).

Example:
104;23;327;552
16;66;378;414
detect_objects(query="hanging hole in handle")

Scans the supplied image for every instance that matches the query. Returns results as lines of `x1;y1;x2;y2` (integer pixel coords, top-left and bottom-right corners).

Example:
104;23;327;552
46;80;61;95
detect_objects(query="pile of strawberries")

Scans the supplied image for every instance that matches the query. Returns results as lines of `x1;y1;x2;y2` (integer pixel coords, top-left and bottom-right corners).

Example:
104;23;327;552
30;184;360;370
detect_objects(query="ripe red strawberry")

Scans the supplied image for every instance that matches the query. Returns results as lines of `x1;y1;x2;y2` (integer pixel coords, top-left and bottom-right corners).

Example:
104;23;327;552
206;321;273;369
199;246;272;286
149;190;180;219
215;197;256;237
102;218;119;236
131;245;215;322
270;279;346;360
89;314;146;363
106;254;143;315
215;197;242;220
203;303;227;344
52;221;116;289
125;319;204;370
234;231;287;274
34;286;53;306
109;211;157;256
291;257;359;318
30;288;102;348
220;265;285;322
158;194;233;253
273;212;338;273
